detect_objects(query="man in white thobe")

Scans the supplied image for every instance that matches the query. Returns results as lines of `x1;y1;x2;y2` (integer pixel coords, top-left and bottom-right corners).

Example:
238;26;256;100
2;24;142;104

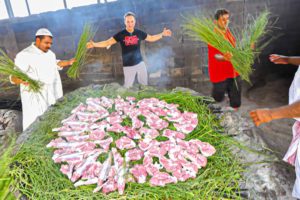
250;54;300;199
11;28;75;130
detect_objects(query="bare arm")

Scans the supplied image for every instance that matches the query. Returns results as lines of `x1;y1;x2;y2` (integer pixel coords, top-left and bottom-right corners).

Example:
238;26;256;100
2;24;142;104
287;57;300;65
145;33;163;42
270;101;300;119
145;28;172;42
57;58;75;68
250;100;300;126
87;37;117;49
270;54;300;66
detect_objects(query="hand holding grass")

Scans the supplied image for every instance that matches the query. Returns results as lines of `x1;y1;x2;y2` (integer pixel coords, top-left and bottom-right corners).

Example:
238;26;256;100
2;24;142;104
86;40;95;49
223;51;233;61
215;51;233;61
68;58;76;65
0;49;42;92
57;58;76;68
10;76;29;86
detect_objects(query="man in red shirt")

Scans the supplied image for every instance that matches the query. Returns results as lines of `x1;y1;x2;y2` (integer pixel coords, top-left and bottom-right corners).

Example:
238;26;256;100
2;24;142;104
208;9;241;109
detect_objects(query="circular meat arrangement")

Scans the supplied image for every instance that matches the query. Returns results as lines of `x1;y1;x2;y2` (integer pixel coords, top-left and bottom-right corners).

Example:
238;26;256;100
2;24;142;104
47;96;216;194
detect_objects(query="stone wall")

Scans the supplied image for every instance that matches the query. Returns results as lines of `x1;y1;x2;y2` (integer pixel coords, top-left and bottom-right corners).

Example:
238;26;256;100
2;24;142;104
0;0;299;99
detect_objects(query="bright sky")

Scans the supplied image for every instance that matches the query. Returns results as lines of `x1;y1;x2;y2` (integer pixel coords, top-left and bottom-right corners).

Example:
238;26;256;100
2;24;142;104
0;0;119;19
66;0;97;9
27;0;65;14
0;0;9;20
10;0;28;17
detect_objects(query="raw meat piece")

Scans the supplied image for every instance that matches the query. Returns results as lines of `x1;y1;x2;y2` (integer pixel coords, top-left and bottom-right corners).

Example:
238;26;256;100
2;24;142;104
74;177;98;187
107;123;124;133
125;148;144;162
149;172;177;186
117;163;126;195
130;164;148;184
174;123;196;134
123;126;141;139
115;136;136;150
60;164;74;179
71;103;86;114
140;127;159;139
66;135;89;142
71;150;102;182
112;148;124;170
89;130;106;140
163;129;186;140
93;152;112;193
94;137;113;151
198;141;216;157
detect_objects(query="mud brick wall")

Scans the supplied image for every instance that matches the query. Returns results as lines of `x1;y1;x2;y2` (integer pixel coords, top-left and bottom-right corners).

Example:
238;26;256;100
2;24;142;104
0;0;299;95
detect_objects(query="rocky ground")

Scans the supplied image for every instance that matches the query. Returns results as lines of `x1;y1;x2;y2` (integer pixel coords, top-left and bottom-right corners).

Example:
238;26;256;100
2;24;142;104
0;109;22;153
175;86;296;200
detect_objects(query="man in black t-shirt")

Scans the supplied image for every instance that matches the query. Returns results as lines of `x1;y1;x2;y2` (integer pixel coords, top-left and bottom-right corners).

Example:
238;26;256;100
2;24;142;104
87;12;172;88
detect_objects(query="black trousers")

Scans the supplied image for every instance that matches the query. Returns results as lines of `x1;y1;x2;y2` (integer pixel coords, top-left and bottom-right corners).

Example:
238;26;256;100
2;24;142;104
212;76;242;108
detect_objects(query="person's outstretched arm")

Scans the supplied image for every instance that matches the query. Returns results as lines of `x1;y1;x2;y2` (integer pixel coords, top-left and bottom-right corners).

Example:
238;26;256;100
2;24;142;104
86;37;117;49
57;58;76;68
270;54;300;66
145;28;172;42
250;100;300;126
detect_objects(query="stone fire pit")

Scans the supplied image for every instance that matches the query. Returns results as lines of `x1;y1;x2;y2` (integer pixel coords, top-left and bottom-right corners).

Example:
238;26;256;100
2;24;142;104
1;83;295;200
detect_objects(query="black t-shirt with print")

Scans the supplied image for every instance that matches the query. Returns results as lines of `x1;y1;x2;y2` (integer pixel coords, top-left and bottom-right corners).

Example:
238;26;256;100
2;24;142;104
113;29;147;67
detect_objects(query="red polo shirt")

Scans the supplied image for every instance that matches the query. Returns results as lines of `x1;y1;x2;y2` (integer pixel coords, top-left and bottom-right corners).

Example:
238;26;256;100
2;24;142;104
208;29;239;83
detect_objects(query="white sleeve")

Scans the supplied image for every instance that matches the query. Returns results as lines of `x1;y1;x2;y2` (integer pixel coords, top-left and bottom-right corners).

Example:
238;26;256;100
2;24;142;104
56;59;63;70
295;87;300;102
54;53;63;70
290;66;300;121
292;67;300;102
14;52;30;72
14;52;38;81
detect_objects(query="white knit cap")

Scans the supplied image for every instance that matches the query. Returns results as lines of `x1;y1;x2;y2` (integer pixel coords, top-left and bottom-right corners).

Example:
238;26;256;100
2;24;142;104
35;28;53;37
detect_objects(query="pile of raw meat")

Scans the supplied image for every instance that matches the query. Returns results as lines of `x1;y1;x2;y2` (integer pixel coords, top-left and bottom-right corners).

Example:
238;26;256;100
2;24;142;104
47;96;216;194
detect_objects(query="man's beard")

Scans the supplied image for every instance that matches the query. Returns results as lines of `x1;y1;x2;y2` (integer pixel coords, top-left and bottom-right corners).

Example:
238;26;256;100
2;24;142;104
43;48;50;52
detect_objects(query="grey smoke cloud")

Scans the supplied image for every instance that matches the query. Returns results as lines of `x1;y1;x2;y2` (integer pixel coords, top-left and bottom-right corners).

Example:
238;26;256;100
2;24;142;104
146;46;174;74
144;46;174;87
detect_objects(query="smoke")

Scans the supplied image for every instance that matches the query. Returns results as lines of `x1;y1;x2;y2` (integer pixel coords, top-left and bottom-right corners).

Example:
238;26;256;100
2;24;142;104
144;46;174;87
146;46;174;72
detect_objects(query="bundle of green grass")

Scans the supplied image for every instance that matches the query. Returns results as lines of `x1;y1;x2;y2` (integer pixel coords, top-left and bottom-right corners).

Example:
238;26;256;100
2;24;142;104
0;136;16;200
67;23;96;79
0;85;245;199
0;49;42;92
184;10;272;83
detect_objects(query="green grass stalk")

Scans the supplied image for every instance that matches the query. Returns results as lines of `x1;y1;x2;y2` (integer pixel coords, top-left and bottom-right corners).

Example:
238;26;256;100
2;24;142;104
0;50;42;92
67;24;96;79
